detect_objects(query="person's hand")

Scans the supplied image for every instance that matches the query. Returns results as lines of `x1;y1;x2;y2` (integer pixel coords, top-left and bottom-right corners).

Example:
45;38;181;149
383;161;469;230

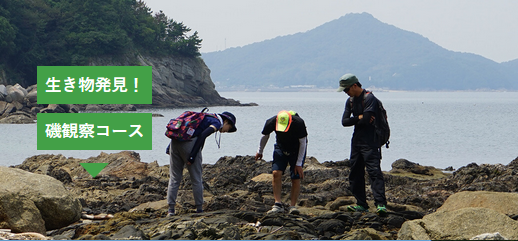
255;153;263;161
370;115;375;123
358;114;363;120
294;166;304;179
187;157;194;166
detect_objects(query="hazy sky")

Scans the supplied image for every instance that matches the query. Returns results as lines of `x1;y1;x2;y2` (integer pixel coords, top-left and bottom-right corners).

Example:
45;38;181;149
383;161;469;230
143;0;518;63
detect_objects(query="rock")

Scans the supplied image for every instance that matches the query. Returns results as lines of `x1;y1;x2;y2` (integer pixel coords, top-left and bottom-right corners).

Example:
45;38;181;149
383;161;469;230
6;85;25;103
340;227;391;240
398;208;518;240
111;225;148;240
13;83;28;97
129;200;168;212
0;84;6;96
325;196;355;211
250;173;271;182
0;112;34;124
0;166;82;233
0;192;47;234
0;101;8;115
0;101;22;116
437;191;518;216
40;104;65;113
470;232;507;240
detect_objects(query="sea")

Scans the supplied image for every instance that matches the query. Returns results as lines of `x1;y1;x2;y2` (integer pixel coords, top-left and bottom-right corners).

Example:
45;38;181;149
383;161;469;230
1;91;518;171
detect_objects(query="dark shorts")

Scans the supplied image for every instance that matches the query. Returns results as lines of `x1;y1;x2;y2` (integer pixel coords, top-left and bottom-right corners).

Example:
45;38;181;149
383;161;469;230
272;144;306;179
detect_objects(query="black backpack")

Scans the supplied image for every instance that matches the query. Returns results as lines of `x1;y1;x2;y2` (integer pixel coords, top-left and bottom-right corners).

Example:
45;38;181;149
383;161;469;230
349;91;390;148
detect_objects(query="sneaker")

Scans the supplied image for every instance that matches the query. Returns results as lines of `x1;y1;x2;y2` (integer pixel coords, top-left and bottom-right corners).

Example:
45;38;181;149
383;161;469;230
376;205;388;216
288;206;300;215
166;207;175;217
347;205;369;212
267;203;284;214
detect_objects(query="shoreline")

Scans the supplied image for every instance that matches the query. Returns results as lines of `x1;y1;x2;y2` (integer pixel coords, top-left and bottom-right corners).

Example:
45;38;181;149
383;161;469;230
2;151;518;239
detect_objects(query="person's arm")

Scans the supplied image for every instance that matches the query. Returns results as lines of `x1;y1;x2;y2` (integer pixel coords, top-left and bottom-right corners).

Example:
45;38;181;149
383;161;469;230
187;125;217;164
255;134;270;160
342;99;358;126
293;136;307;179
357;111;374;125
296;136;307;166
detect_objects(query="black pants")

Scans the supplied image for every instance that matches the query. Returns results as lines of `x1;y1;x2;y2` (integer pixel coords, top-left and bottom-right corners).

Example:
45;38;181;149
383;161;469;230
349;144;387;208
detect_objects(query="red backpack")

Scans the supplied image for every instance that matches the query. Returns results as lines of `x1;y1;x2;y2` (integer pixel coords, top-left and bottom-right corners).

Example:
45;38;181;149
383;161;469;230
165;108;217;141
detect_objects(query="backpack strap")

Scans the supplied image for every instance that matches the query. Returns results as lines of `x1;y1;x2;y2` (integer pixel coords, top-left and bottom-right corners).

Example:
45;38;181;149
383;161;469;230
349;91;371;111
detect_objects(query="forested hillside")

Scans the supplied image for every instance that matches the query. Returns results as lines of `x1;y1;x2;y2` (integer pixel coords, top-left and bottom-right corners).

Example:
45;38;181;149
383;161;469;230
0;0;202;87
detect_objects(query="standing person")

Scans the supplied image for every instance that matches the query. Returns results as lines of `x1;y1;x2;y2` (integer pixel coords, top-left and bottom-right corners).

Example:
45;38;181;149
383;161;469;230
166;111;237;216
255;110;308;215
338;73;388;216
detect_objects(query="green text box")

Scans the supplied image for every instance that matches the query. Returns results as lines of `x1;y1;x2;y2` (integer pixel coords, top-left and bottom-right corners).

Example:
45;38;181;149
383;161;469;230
37;66;152;104
37;113;152;150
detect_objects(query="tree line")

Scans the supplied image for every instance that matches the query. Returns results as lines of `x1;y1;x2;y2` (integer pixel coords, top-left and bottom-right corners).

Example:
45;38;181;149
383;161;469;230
0;0;202;86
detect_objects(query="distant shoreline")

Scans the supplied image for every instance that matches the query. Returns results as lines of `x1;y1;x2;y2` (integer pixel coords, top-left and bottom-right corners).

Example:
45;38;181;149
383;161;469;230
216;88;518;93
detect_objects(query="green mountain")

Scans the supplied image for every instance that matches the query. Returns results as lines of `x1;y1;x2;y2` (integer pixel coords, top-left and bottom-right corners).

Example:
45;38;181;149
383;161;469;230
202;13;518;90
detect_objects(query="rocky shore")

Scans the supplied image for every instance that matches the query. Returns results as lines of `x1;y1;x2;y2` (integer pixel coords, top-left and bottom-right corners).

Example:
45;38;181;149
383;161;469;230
0;54;257;124
2;152;518;240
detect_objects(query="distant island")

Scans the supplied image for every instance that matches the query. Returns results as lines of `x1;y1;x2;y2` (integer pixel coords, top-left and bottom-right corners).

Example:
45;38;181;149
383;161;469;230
203;13;518;91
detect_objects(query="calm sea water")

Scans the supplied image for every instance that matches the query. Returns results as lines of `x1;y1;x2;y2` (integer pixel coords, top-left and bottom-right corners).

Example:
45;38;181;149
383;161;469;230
1;91;517;171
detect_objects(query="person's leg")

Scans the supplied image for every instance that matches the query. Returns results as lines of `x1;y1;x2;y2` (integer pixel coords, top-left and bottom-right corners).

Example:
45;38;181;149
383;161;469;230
290;179;300;206
185;137;204;213
268;145;289;213
364;147;387;207
288;149;305;207
272;170;283;203
348;144;368;208
167;140;185;214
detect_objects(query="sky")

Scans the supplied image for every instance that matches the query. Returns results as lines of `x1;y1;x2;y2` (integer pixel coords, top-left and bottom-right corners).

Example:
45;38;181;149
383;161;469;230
143;0;518;63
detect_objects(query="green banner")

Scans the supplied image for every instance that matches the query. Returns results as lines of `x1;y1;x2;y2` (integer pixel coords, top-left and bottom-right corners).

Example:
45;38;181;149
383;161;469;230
37;113;152;150
37;66;152;104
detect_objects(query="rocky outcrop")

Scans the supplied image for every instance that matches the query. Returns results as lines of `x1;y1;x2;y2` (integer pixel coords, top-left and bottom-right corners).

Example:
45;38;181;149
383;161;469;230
11;153;518;240
397;191;518;240
0;166;82;234
437;191;518;216
397;208;518;240
89;54;250;108
0;84;136;124
0;54;255;123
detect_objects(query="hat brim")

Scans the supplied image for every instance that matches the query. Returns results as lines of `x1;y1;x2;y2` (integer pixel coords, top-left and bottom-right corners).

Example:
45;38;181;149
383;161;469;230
276;123;289;132
337;86;346;92
229;126;237;133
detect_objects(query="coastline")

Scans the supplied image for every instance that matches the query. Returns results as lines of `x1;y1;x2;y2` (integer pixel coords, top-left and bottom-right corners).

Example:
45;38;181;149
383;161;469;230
2;151;518;239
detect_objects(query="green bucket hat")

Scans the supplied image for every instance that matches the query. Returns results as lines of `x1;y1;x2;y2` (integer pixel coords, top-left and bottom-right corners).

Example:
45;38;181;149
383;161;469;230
336;74;359;92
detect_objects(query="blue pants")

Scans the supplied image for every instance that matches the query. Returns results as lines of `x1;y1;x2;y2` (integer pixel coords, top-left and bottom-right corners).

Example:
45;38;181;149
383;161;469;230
272;144;305;179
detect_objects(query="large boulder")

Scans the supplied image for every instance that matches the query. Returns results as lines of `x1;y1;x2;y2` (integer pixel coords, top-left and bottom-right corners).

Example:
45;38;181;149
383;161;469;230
397;207;518;240
437;191;518;216
5;85;25;103
0;166;82;233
